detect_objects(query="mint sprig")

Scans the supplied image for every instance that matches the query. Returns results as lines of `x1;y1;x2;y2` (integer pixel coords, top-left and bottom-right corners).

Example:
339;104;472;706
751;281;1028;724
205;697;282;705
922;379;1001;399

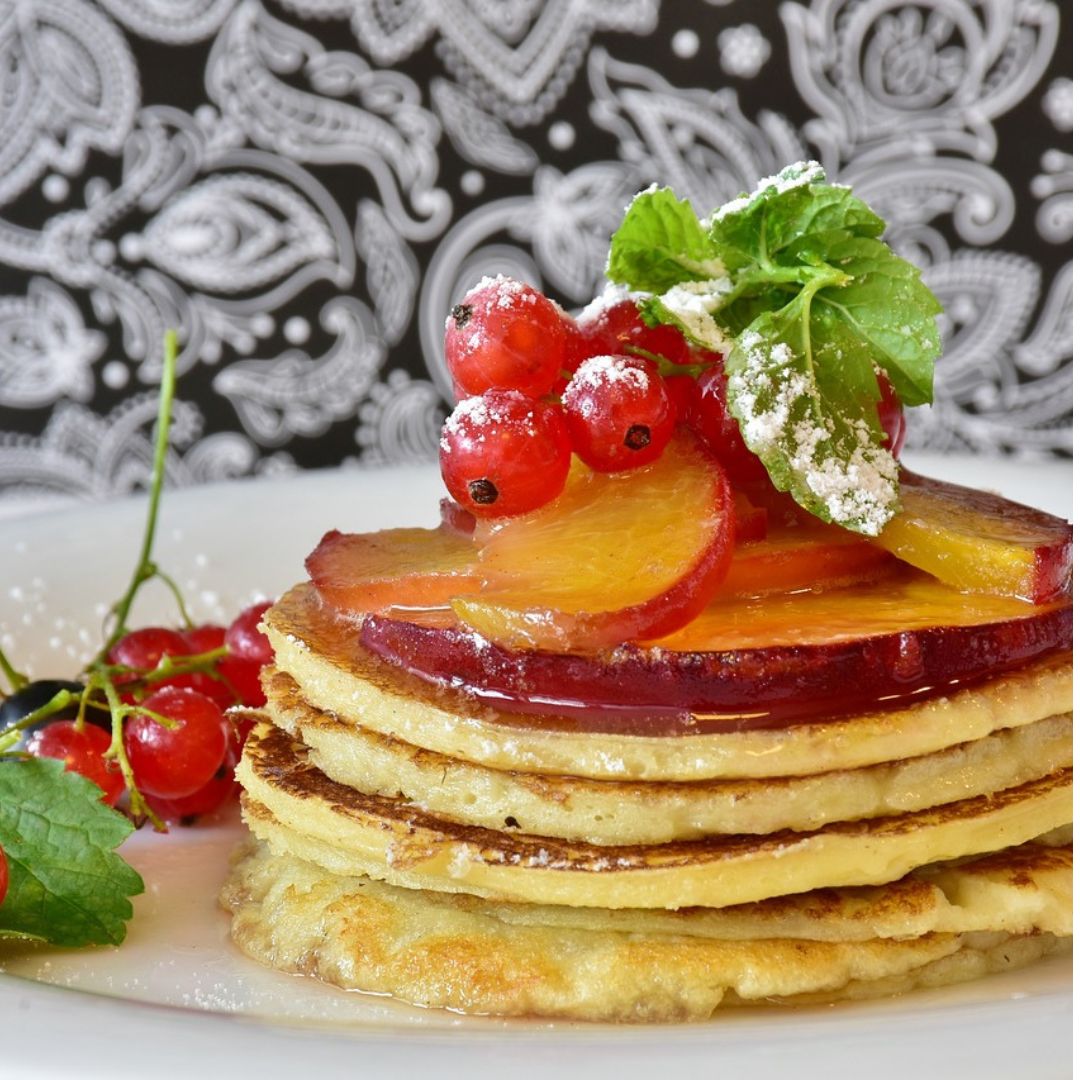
0;759;143;946
606;162;942;534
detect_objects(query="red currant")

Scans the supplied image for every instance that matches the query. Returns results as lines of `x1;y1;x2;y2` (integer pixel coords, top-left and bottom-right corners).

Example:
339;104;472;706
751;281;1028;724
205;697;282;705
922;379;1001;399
0;843;8;906
171;623;237;707
144;725;242;823
107;627;189;672
664;374;699;422
440;390;572;517
552;313;593;395
181;624;226;654
444;277;567;398
225;603;273;666
124;687;228;799
28;721;124;806
561;355;676;472
578;299;690;366
689;366;769;484
876;371;906;457
218;655;266;707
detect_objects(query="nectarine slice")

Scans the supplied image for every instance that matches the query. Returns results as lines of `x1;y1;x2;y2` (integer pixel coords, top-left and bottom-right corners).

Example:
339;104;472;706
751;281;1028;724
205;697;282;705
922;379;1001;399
874;472;1072;604
306;527;482;614
452;431;735;650
716;522;896;599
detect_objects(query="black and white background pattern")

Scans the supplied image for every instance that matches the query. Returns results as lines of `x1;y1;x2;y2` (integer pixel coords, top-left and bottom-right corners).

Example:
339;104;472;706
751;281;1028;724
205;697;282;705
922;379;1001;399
0;0;1071;504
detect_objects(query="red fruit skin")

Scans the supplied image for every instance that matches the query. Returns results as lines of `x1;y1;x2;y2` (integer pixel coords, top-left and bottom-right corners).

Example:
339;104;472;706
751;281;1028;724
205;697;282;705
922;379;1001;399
182;625;227;653
27;721;125;805
144;726;242;823
444;279;568;397
876;372;906;456
562;356;676;472
172;624;237;707
124;687;228;799
108;627;190;673
665;374;699;423
440;391;573;518
579;299;690;365
359;604;1072;736
438;497;477;538
554;315;594;394
689;366;769;485
0;844;8;906
226;602;274;666
218;655;266;708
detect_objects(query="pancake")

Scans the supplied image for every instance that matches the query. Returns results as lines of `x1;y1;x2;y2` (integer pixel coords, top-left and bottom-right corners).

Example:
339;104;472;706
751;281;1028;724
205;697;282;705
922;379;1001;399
264;668;1073;845
222;840;1070;1022
237;722;1072;910
265;584;1073;782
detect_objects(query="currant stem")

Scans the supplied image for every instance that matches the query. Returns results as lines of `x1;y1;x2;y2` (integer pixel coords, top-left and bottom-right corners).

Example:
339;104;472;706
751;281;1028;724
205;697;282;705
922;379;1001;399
0;645;28;695
97;329;179;664
625;345;713;379
100;675;164;831
0;689;81;754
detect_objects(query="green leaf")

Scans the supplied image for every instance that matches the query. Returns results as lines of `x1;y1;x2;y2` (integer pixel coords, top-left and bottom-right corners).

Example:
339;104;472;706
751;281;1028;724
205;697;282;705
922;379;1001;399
810;234;941;406
725;298;900;535
0;759;143;947
705;163;882;270
603;161;944;533
606;187;724;293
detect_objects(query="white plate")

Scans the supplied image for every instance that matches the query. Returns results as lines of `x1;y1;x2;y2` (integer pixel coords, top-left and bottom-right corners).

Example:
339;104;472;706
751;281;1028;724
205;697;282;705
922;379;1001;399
0;456;1072;1080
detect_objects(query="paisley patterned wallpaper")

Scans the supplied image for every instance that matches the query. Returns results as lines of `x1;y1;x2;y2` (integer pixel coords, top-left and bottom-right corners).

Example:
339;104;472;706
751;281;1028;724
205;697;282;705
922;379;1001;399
0;0;1071;504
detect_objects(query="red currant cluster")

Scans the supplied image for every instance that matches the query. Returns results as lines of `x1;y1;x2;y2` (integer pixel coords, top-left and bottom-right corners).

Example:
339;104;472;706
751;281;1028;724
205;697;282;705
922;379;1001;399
439;277;906;519
20;602;271;823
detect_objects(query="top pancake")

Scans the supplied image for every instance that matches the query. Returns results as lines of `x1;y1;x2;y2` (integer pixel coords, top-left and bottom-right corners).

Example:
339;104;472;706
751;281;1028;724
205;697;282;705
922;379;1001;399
264;583;1072;781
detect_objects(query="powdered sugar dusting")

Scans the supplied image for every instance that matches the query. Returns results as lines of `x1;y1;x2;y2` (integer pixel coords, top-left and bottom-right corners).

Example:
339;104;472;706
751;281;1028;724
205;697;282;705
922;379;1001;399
562;355;650;417
462;274;537;311
708;160;827;225
440;391;538;452
576;282;642;324
656;278;734;354
730;335;898;535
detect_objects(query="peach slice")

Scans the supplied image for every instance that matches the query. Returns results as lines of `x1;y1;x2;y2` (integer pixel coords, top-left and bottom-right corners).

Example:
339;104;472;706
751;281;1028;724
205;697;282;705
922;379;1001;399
305;527;482;615
451;431;735;651
715;521;896;599
874;472;1073;604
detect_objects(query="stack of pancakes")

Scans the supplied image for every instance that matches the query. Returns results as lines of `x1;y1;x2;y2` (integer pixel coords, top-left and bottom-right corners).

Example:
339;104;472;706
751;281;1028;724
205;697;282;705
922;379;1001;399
224;583;1072;1021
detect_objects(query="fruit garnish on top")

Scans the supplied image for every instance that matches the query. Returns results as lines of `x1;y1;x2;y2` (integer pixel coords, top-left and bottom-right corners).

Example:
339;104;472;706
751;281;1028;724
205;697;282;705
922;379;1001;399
307;162;1071;655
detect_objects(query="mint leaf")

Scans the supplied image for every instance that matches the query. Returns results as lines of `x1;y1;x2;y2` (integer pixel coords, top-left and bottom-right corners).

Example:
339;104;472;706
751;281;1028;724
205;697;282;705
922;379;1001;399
727;301;900;535
605;162;942;533
0;759;143;946
809;233;939;405
605;186;723;293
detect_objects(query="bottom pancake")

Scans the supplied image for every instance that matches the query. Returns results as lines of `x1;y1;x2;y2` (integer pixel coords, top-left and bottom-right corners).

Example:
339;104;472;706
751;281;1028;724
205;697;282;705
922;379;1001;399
222;841;1070;1022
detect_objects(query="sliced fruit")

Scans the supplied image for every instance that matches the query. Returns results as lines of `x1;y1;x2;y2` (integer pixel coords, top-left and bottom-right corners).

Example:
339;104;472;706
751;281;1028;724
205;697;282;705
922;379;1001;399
716;521;896;598
732;492;767;543
439;497;476;537
453;431;735;651
360;573;1071;732
306;527;482;615
875;472;1073;604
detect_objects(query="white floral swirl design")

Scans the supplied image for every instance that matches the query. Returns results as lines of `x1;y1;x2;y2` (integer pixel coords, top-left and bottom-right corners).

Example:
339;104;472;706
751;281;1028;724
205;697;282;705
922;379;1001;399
588;49;805;216
0;0;139;206
0;278;104;408
212;297;384;446
207;0;450;241
97;0;237;43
